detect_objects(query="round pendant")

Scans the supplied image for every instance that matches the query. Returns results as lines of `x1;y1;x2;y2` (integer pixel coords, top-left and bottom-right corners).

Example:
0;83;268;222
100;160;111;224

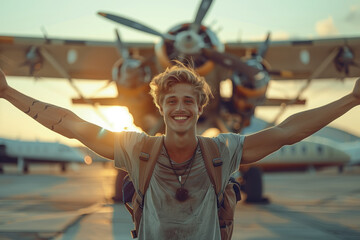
175;187;189;202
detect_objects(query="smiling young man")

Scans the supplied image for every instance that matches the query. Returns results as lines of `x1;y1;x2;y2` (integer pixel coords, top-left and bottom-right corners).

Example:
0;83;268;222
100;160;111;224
1;65;360;239
151;68;210;163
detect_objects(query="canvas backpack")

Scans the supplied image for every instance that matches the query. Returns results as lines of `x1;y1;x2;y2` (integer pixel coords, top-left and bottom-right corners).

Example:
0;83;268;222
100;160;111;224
122;135;241;239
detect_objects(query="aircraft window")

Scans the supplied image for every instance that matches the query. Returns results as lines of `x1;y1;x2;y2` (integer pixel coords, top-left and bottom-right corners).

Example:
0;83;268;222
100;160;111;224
301;146;307;154
280;147;285;155
317;145;323;155
291;146;296;154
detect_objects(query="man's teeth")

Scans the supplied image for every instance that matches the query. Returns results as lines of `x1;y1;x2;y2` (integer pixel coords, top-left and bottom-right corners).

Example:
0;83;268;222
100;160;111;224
174;116;187;120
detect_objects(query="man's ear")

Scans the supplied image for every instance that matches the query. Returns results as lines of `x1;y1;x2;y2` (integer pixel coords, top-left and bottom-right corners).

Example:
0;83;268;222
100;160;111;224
198;105;203;116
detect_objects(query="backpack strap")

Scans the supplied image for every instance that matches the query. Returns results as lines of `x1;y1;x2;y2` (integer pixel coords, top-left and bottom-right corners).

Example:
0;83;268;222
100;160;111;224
137;135;164;209
198;136;223;205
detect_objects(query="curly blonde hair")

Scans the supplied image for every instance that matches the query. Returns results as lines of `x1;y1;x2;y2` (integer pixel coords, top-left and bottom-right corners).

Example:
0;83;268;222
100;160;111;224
149;62;213;110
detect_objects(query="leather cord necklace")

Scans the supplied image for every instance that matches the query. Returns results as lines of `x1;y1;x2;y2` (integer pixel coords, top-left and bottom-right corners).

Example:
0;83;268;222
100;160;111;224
164;143;198;202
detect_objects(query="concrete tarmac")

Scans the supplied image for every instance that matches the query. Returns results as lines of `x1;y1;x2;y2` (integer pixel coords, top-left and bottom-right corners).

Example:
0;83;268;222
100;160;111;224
1;163;360;240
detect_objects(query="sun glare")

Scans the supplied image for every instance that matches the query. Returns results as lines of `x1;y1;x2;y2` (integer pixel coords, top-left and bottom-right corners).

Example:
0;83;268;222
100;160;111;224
99;106;142;132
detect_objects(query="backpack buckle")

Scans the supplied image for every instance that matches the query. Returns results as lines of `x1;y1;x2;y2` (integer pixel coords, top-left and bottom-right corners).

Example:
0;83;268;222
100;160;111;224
130;229;138;238
139;152;150;161
212;157;222;167
136;190;145;209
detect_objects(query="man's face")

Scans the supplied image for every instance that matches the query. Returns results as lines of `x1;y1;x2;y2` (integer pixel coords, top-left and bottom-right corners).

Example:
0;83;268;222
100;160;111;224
160;83;203;135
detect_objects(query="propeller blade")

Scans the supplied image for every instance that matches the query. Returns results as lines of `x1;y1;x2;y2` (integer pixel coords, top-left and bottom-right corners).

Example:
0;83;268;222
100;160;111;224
257;32;271;58
114;29;129;59
192;0;214;31
202;48;260;77
98;12;174;40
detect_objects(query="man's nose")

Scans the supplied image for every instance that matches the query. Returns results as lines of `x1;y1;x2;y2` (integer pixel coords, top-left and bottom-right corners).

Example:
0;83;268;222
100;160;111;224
176;101;184;110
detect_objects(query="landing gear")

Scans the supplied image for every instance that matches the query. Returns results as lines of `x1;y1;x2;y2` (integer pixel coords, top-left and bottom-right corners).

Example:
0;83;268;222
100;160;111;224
61;163;67;173
242;166;269;204
23;163;29;174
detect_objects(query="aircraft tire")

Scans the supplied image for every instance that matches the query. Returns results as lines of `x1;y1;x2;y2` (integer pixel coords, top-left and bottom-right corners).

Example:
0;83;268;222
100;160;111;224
243;167;264;203
61;163;67;172
23;164;29;174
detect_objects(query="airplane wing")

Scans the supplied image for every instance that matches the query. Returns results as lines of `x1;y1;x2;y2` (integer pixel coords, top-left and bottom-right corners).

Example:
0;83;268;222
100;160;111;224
2;35;360;81
226;36;360;80
0;35;154;80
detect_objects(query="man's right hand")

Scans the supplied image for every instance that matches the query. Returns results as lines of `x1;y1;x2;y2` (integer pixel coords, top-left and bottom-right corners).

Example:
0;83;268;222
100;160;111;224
0;68;9;97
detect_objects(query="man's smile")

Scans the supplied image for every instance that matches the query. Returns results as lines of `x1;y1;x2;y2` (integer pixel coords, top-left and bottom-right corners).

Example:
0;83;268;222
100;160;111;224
172;115;189;121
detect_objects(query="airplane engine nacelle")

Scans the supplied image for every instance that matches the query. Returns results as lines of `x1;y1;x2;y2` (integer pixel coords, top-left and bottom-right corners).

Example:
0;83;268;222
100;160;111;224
231;59;270;127
155;23;223;76
112;57;151;88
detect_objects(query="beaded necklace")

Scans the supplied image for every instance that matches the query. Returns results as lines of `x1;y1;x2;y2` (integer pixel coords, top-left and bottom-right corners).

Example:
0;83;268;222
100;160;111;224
164;143;198;202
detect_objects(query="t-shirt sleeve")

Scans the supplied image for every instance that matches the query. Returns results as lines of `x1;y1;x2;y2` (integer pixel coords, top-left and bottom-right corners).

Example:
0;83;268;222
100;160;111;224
214;133;245;182
114;131;148;187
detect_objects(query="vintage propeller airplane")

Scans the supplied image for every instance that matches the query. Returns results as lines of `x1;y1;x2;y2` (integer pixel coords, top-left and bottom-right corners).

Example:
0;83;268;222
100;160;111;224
1;0;359;202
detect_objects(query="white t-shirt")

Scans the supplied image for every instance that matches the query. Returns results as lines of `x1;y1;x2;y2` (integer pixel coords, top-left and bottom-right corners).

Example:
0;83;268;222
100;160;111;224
114;132;245;240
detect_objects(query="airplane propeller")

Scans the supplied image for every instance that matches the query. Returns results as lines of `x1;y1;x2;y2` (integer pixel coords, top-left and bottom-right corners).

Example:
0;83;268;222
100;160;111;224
97;12;175;41
334;43;360;76
98;0;218;74
191;0;214;32
89;29;152;99
20;46;43;76
202;32;271;88
257;32;270;59
115;29;129;59
99;0;214;40
201;48;261;81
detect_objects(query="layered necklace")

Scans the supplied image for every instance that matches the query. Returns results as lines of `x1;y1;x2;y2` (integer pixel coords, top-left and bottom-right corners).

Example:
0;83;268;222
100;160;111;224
164;143;198;202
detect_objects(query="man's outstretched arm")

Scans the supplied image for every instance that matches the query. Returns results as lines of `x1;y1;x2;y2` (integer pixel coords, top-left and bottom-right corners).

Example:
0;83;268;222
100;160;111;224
0;69;115;160
242;78;360;164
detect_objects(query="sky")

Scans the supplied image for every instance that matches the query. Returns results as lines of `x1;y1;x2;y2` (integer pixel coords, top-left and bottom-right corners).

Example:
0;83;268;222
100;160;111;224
1;0;360;146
